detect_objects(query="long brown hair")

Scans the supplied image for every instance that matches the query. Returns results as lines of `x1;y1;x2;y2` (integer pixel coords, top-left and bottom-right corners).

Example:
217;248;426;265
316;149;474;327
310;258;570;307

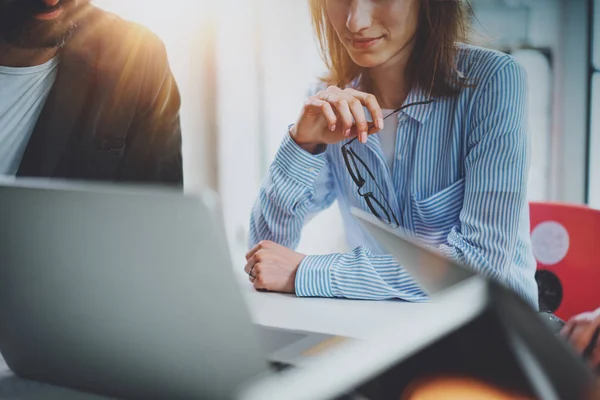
309;0;473;98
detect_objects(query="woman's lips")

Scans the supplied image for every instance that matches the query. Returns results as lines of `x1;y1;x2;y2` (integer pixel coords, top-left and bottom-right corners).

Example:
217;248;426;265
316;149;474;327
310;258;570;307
347;36;384;50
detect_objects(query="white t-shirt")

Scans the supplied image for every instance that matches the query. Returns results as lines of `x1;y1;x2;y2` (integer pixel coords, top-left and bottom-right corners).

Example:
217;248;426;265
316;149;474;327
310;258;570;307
0;57;59;175
377;109;400;171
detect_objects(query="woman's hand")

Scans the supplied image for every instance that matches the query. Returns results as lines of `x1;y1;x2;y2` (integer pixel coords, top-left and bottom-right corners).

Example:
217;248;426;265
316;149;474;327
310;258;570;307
560;308;600;369
244;241;306;294
290;86;384;153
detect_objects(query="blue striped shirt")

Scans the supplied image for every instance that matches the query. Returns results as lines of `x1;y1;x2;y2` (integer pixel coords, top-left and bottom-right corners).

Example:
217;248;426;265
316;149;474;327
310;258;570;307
249;44;538;309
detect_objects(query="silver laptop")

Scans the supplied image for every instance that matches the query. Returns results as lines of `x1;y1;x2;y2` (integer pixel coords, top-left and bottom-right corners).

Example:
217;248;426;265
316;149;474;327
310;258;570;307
0;179;331;400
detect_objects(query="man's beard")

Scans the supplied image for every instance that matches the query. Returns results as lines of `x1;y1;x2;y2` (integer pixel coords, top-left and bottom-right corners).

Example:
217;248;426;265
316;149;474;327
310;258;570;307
0;0;82;49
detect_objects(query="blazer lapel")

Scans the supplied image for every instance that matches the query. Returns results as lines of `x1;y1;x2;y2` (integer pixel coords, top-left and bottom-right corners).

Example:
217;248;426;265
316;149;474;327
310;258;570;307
17;15;96;178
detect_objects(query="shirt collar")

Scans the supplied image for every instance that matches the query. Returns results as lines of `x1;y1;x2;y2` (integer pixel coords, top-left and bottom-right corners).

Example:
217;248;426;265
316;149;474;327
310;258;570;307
401;85;435;124
351;76;435;124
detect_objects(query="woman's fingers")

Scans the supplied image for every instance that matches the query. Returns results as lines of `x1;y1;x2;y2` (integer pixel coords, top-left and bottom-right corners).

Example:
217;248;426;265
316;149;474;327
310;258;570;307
305;97;337;132
312;86;387;144
245;240;274;261
346;96;369;143
316;91;354;136
344;88;384;131
318;91;368;141
245;244;260;262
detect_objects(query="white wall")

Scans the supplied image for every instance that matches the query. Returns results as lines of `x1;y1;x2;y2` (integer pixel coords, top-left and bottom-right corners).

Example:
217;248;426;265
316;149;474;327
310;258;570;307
213;0;263;257
255;0;348;255
215;0;348;257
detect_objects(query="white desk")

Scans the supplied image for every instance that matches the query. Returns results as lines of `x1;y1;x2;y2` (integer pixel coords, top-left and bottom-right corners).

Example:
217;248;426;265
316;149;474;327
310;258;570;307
0;270;428;399
240;278;429;340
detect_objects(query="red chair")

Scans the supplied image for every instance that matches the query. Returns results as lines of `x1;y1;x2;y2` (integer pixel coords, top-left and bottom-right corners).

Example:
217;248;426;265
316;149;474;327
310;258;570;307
529;202;600;321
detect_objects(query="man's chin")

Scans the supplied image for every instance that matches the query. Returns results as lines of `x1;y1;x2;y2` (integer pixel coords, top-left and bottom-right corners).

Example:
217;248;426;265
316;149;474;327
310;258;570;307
0;20;77;49
0;0;87;50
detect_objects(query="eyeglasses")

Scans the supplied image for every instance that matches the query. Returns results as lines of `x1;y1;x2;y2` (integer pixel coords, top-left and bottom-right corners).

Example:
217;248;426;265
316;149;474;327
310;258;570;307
341;99;434;228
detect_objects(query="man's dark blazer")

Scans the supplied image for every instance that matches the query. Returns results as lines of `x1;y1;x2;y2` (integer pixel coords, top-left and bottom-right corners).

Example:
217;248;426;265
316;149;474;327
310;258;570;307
16;5;183;186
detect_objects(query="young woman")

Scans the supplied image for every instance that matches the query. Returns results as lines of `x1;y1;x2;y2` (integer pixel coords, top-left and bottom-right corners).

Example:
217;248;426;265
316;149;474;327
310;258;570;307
245;0;538;309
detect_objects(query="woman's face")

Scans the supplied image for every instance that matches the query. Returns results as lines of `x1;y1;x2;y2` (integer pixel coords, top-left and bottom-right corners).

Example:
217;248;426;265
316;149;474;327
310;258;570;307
325;0;421;69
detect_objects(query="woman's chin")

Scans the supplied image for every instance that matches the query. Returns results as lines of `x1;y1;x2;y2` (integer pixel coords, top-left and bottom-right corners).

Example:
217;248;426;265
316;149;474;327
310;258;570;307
348;54;388;69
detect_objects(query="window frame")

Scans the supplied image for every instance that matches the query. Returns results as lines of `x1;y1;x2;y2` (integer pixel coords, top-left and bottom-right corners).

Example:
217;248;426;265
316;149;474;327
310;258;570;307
587;0;600;205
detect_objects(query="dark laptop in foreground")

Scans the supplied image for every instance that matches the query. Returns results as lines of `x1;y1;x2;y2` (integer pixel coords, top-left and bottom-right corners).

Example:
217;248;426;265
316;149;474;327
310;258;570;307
238;208;600;400
0;179;334;400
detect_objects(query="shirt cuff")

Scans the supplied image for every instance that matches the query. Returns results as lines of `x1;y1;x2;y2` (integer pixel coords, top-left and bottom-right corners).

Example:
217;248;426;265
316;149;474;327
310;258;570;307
272;131;327;188
295;253;341;298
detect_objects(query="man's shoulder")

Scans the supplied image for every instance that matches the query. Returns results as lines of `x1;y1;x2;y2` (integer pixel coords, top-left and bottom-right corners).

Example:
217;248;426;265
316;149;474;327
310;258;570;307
68;6;168;71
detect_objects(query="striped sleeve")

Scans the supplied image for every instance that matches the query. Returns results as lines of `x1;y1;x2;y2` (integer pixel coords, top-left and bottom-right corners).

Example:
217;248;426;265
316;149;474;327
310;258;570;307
295;248;428;301
250;132;428;302
248;131;336;250
437;60;535;307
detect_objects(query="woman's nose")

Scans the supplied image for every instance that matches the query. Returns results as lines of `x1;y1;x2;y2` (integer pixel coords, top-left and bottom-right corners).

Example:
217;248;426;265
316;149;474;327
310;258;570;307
346;0;374;33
